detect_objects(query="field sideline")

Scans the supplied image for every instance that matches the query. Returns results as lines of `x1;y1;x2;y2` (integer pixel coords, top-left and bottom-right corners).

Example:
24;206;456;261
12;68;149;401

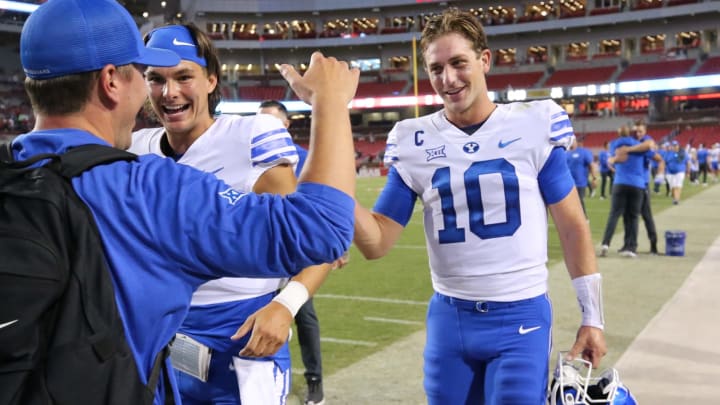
286;177;718;402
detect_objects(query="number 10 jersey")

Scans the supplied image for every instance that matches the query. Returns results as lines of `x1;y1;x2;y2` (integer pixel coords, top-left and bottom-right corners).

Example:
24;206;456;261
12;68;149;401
376;100;575;302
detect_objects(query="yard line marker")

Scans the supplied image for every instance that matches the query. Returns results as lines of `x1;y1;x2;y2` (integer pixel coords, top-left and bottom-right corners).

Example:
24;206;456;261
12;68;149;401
314;293;427;306
364;316;423;326
321;337;377;347
393;244;426;249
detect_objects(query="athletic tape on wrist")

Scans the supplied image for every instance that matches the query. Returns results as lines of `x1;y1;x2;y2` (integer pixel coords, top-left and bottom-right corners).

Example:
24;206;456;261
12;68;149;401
572;273;605;329
272;281;309;317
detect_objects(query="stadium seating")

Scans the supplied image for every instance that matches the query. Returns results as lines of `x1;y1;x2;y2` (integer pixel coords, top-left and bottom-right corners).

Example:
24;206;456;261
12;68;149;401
355;81;407;98
237;85;286;101
695;56;720;75
545;66;617;87
486;71;544;91
617;59;695;81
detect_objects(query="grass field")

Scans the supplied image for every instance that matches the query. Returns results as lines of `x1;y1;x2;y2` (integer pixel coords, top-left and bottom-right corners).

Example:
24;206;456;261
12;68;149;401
287;176;712;398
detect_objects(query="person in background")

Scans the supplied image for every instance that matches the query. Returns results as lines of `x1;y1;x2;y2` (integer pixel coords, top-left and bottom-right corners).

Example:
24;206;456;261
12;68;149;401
622;121;664;255
351;8;606;404
599;125;656;258
697;143;710;186
566;138;596;218
9;0;360;403
709;142;720;183
598;141;614;200
258;99;337;405
665;140;690;204
688;146;699;185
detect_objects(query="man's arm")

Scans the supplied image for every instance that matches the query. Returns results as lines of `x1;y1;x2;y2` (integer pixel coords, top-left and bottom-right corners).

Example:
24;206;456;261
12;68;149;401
353;204;405;260
548;190;607;368
234;164;334;357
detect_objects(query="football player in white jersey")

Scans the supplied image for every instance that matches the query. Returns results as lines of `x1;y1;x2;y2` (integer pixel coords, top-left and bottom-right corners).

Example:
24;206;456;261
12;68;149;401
352;8;606;404
130;24;335;405
710;143;720;182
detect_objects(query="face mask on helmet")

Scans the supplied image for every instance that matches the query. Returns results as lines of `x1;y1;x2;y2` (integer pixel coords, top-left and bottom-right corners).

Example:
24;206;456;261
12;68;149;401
547;352;637;405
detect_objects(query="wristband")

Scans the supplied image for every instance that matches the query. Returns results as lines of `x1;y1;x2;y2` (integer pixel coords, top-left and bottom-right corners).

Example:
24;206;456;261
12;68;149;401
572;273;605;329
272;281;309;317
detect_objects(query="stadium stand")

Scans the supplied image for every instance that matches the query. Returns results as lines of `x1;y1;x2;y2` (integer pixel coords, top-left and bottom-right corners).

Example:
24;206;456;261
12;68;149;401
544;66;617;87
616;59;696;81
237;85;287;101
696;55;720;75
486;71;545;91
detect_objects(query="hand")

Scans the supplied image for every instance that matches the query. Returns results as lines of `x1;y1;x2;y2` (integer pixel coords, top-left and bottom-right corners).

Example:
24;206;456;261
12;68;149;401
331;251;350;270
612;147;629;163
566;325;607;368
231;301;294;357
280;51;360;106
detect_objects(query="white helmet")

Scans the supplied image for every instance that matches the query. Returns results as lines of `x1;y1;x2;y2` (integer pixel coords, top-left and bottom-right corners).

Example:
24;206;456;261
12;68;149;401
548;352;637;405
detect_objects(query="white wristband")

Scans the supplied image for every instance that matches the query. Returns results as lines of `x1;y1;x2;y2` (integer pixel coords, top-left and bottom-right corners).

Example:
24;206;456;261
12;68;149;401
272;281;309;317
572;273;605;330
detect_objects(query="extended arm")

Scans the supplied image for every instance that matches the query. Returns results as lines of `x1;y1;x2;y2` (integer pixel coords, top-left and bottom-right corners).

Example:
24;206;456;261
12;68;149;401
234;163;334;357
549;191;607;368
353;204;405;260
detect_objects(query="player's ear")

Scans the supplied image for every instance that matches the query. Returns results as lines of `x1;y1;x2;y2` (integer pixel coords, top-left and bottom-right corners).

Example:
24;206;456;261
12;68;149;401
97;64;122;106
206;72;218;95
479;49;492;72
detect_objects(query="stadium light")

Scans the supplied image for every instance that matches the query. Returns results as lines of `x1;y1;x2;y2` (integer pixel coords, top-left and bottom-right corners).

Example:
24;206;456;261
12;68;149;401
217;74;720;114
0;0;40;13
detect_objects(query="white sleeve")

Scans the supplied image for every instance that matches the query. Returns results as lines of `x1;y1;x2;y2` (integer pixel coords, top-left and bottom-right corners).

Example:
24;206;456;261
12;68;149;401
546;101;575;150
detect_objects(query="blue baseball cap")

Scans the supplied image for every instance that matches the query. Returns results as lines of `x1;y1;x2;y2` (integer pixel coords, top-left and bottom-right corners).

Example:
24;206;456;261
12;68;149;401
21;0;180;79
145;25;208;67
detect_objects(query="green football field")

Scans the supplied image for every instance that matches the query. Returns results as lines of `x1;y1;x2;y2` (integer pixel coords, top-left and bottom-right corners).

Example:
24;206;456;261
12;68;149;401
287;176;710;397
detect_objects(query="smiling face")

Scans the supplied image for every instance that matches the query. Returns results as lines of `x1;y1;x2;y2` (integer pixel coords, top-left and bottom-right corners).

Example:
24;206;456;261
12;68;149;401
145;59;217;140
424;33;493;127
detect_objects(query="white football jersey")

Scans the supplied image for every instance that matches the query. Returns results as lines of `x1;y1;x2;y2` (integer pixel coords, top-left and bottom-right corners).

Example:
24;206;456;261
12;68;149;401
130;114;299;304
383;100;574;301
710;146;719;163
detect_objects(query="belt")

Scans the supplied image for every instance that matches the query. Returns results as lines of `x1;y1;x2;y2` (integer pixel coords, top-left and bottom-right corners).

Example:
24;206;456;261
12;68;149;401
436;292;544;313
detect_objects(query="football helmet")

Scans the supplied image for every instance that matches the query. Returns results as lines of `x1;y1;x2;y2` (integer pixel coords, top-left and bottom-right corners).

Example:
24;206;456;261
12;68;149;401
548;352;637;405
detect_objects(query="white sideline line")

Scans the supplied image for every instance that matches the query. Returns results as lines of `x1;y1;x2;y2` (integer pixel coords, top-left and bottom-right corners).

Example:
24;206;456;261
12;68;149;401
314;293;428;306
393;244;426;249
320;337;377;347
364;316;423;326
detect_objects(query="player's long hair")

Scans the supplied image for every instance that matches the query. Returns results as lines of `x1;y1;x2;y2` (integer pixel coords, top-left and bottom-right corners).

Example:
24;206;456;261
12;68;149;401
419;7;489;58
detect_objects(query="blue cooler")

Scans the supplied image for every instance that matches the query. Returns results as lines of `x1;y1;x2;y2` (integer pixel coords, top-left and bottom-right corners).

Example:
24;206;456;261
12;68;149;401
665;231;686;256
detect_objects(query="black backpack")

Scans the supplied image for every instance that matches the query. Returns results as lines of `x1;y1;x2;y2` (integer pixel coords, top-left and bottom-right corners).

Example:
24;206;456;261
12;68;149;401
0;143;171;405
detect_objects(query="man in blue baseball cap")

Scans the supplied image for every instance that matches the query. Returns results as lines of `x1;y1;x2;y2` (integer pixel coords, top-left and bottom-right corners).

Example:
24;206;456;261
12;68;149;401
4;0;360;404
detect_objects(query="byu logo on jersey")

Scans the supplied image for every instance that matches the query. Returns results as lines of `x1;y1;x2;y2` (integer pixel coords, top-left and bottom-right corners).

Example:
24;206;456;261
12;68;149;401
425;145;446;161
218;188;245;205
463;142;480;154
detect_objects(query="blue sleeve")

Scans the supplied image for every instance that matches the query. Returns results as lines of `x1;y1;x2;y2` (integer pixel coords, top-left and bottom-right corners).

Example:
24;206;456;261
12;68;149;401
372;166;417;226
539;147;575;205
81;156;354;281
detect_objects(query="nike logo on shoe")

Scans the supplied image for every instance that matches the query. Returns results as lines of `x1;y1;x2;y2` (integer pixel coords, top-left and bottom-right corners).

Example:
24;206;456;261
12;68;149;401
173;38;196;47
498;138;522;148
518;325;541;335
0;319;18;330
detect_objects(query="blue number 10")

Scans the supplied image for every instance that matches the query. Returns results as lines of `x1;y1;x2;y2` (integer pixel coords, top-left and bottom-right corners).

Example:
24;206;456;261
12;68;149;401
431;158;521;244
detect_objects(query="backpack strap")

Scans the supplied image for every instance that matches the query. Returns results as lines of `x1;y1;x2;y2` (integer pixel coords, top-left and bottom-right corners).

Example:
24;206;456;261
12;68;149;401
58;144;136;178
145;345;175;405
